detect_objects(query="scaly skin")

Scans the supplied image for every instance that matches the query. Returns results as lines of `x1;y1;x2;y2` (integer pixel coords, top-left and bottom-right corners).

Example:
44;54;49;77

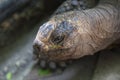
33;0;120;61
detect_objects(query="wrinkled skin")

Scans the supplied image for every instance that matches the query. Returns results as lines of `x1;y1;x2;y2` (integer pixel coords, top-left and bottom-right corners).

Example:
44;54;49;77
33;0;120;61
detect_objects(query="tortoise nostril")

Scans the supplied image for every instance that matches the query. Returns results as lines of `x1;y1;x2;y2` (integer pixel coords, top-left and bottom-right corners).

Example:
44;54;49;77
33;40;42;52
36;46;40;51
33;43;41;53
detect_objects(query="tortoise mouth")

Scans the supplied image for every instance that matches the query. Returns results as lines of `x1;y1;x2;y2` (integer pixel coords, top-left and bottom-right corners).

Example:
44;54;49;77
33;44;72;61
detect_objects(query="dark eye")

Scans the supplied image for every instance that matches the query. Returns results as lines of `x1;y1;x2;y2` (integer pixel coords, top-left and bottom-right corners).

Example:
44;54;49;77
51;35;64;44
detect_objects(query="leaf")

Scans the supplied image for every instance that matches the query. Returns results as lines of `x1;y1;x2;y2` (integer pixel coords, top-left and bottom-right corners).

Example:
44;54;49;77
6;72;12;80
38;69;51;76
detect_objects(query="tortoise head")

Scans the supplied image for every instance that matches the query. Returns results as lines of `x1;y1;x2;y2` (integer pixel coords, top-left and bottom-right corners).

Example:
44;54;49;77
33;20;79;61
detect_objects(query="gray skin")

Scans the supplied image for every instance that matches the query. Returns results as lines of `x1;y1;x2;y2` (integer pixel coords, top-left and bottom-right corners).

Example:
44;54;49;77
33;0;120;61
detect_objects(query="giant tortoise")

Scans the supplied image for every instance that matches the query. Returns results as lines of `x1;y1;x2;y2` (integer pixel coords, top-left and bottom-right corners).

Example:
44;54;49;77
33;0;120;68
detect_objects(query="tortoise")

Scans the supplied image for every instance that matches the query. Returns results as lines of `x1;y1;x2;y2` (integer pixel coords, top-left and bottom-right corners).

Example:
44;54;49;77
33;0;120;67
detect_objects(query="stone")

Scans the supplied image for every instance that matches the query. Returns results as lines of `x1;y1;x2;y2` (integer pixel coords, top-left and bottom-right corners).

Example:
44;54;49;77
92;49;120;80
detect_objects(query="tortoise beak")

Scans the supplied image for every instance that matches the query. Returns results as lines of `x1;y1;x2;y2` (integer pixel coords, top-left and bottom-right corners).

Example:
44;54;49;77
33;21;56;53
33;39;42;53
33;39;49;59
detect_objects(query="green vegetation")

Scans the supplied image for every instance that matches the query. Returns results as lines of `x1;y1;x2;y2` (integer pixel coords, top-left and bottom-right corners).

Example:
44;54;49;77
6;72;12;80
38;69;51;76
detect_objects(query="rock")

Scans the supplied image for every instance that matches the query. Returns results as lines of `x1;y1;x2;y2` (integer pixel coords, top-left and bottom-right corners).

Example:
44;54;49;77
3;66;8;73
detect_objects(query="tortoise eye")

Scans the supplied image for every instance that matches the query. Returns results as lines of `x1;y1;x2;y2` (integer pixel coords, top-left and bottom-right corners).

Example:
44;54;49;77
51;35;65;44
